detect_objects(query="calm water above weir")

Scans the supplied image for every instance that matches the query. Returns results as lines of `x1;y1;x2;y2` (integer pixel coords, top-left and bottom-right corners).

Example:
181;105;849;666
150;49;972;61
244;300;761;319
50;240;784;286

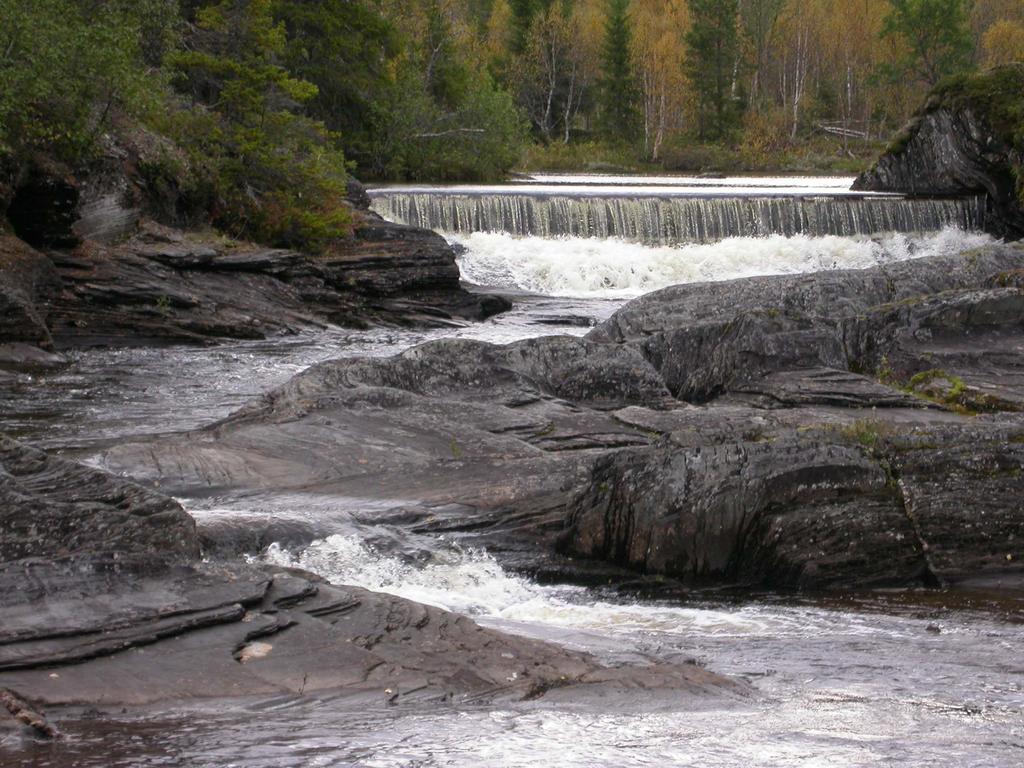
3;176;1021;767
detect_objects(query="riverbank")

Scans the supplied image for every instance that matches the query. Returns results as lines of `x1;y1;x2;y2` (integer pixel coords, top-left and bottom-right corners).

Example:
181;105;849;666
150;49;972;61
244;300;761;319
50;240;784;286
3;67;1024;766
0;173;509;368
516;136;886;177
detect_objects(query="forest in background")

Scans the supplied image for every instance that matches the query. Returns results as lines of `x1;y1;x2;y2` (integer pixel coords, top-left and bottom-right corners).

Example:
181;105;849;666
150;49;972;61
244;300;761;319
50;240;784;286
1;0;1023;250
454;0;1024;172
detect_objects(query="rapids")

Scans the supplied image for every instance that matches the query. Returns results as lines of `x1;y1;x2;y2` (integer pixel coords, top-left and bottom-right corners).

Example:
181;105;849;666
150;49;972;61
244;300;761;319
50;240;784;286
2;175;1020;767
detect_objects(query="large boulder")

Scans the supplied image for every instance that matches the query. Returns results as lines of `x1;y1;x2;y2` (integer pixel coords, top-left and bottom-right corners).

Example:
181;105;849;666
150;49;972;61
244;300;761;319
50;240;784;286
97;246;1024;592
588;243;1024;402
558;418;1024;591
854;65;1024;240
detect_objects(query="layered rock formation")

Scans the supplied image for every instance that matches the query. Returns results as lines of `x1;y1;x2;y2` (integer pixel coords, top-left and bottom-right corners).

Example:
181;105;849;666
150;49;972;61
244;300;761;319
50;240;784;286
40;215;506;348
0;436;737;718
98;244;1024;593
0;236;59;351
854;64;1024;240
0;163;508;358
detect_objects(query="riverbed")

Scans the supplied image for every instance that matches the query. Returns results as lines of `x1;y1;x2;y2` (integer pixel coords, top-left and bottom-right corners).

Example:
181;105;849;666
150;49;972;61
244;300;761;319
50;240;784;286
2;176;1021;767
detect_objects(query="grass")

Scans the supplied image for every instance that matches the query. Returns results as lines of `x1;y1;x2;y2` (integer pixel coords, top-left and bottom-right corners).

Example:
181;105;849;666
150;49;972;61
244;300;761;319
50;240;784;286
517;140;655;174
515;134;884;177
838;419;891;451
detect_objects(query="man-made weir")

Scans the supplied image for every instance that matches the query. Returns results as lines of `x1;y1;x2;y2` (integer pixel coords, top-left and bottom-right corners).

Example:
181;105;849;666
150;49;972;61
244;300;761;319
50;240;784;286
371;191;986;245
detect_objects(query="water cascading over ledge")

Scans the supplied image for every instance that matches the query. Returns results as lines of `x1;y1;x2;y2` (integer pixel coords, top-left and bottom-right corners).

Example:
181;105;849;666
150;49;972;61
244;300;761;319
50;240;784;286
370;192;986;245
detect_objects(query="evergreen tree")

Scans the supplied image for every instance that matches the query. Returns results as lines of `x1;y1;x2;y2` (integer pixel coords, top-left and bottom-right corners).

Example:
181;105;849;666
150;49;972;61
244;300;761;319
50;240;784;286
510;0;541;54
0;0;174;163
171;0;351;250
275;0;399;174
879;0;975;86
597;0;639;141
685;0;743;142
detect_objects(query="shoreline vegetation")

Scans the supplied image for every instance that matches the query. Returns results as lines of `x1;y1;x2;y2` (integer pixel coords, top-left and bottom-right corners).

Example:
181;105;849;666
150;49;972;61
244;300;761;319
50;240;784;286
515;135;888;176
3;1;1024;255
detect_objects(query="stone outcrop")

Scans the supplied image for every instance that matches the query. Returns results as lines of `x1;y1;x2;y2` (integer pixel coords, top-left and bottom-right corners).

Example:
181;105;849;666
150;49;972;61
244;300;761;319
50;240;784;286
0;151;509;351
0;435;739;715
0;215;507;350
0;436;198;562
559;417;1024;591
97;244;1024;593
854;64;1024;240
0;236;59;351
40;216;507;347
3;240;1022;728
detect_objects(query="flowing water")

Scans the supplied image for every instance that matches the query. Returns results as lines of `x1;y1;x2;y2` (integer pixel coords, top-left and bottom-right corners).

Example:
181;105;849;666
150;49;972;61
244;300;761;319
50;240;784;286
371;174;985;245
2;176;1021;767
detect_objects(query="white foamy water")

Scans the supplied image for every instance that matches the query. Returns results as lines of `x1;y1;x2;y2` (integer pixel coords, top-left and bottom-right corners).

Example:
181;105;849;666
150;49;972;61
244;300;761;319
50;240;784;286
255;535;939;644
452;227;995;298
259;535;553;617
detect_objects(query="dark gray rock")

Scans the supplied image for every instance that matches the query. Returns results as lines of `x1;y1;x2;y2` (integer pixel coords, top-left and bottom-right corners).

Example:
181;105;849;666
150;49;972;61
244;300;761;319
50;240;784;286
558;417;1024;590
35;217;509;348
0;436;199;563
0;434;739;710
0;236;59;350
853;64;1024;241
95;245;1024;594
0;559;737;708
589;244;1024;402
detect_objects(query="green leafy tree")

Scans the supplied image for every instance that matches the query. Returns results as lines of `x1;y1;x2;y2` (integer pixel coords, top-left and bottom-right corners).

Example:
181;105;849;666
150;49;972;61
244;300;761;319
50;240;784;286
879;0;975;86
686;0;743;142
366;0;528;181
510;0;542;54
0;0;174;163
170;0;351;251
598;0;640;141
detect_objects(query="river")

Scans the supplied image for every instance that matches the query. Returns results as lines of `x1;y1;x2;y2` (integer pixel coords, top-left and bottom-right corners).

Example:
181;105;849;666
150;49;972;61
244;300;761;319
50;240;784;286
2;175;1021;767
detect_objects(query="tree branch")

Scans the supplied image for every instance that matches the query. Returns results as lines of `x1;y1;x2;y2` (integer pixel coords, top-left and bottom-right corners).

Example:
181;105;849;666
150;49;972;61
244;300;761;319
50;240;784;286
412;128;486;139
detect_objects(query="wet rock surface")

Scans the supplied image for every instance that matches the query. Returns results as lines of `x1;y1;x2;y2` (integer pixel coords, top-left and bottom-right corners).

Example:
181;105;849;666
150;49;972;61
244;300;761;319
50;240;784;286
96;244;1024;593
3;242;1023;727
0;435;739;717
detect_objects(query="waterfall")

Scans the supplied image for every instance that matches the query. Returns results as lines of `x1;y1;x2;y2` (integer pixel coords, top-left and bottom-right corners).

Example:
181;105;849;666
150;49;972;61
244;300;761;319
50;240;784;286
371;192;986;245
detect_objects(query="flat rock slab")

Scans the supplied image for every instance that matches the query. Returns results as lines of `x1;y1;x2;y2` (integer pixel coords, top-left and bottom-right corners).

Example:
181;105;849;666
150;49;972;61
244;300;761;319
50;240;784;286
0;565;741;709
